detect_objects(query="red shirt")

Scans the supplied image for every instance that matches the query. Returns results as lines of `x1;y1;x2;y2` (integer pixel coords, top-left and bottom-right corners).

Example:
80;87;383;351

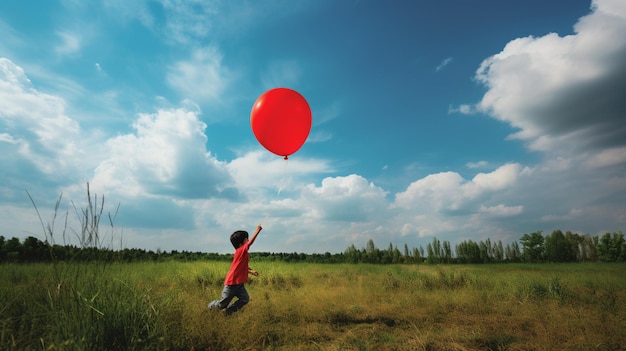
224;241;251;285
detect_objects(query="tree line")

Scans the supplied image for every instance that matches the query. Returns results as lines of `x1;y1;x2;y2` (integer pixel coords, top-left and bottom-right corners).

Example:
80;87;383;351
344;230;625;264
1;229;624;264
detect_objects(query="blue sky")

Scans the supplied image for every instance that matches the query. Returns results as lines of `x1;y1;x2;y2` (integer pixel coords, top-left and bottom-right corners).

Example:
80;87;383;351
1;0;625;254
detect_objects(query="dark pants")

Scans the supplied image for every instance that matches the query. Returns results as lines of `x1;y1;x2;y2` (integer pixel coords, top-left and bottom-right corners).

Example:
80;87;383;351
208;284;250;314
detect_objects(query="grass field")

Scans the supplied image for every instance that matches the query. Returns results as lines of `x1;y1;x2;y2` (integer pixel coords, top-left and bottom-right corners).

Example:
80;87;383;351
1;261;625;350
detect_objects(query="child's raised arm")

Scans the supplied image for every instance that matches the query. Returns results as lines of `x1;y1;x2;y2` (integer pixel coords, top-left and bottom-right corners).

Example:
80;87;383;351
248;224;262;247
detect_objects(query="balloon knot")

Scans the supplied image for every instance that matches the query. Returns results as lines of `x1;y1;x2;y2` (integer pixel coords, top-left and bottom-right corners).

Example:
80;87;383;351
284;156;289;160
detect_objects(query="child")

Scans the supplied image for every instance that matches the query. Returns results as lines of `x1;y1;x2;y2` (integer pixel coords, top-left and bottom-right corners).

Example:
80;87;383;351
208;225;262;315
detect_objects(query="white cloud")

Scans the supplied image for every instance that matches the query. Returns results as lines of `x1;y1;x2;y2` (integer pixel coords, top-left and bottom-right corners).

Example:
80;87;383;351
433;0;626;244
91;107;233;200
435;57;453;72
167;47;231;104
300;174;389;222
449;104;475;114
468;163;521;194
394;171;464;212
479;204;523;217
394;163;522;212
0;133;18;144
471;0;626;160
390;164;525;240
226;150;333;209
0;58;84;178
466;160;488;169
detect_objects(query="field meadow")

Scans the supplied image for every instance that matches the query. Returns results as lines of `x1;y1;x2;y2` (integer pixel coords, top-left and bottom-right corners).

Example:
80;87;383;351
1;261;625;350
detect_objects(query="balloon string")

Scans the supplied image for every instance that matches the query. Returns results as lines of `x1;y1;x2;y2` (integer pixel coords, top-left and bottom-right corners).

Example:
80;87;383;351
261;158;289;226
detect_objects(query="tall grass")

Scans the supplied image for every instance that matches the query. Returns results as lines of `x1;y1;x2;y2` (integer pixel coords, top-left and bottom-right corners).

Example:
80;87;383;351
1;262;625;350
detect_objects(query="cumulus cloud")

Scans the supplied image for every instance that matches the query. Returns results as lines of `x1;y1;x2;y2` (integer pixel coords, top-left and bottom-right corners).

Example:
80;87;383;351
432;0;626;244
227;150;332;195
394;171;465;212
471;0;626;160
300;174;388;222
394;163;522;212
442;0;626;241
392;164;525;239
91;107;235;200
240;174;391;252
0;58;83;185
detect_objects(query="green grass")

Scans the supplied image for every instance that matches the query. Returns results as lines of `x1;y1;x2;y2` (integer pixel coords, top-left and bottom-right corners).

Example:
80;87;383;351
1;262;625;350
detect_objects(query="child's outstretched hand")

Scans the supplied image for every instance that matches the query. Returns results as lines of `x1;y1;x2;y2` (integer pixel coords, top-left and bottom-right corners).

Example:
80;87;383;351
249;269;259;276
249;225;263;246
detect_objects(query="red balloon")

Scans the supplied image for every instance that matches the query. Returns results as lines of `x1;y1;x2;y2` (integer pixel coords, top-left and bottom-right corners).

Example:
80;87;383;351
250;88;312;159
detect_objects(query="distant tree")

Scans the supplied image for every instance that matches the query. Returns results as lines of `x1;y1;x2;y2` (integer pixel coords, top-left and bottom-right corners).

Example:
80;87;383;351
563;231;583;261
504;241;523;262
544;230;572;262
597;232;625;262
510;241;522;262
578;234;597;262
494;240;504;262
381;243;394;264
365;239;379;263
454;241;465;263
344;244;360;263
425;238;446;264
0;235;6;261
403;244;410;263
426;243;435;264
433;238;442;262
484;238;494;262
4;237;21;262
413;247;422;263
456;240;481;263
392;245;402;264
479;240;492;263
520;231;545;262
504;243;513;262
22;236;48;262
442;241;452;263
